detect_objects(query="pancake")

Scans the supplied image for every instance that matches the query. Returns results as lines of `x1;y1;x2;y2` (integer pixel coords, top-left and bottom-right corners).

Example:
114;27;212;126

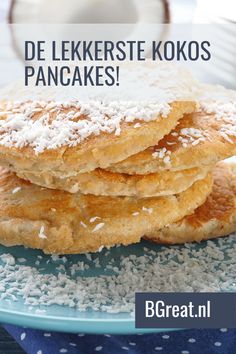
16;165;210;197
106;86;236;174
0;168;212;254
0;63;197;178
146;161;236;244
0;100;195;177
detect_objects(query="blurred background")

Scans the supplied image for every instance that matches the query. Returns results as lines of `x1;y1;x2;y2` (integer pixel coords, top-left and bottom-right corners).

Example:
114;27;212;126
1;0;235;24
0;0;235;88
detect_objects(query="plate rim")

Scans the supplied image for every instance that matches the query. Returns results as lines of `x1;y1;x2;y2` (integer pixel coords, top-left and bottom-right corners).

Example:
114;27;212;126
0;306;179;334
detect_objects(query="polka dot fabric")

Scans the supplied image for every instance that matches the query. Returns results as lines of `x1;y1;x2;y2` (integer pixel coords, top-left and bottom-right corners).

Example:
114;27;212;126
3;325;236;354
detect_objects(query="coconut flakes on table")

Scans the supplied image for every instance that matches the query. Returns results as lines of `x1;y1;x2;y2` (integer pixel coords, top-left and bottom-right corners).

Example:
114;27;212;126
0;234;236;313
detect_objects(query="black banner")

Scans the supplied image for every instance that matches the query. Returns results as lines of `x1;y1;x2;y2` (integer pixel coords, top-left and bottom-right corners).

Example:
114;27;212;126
135;293;236;328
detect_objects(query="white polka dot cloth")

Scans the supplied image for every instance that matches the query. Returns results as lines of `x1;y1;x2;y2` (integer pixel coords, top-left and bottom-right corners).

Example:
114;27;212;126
3;325;235;353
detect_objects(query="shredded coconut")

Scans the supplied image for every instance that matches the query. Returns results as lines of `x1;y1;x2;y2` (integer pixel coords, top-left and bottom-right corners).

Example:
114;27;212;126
90;216;101;223
92;223;105;233
198;85;236;144
0;235;235;314
80;221;87;229
38;226;47;240
151;85;236;165
134;123;141;128
0;254;15;266
0;100;172;154
0;63;198;154
152;148;171;164
98;246;104;253
12;187;21;194
142;207;153;214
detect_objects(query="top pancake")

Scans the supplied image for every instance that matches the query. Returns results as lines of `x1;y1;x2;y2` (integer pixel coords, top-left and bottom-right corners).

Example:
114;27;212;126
0;100;195;177
107;86;236;174
0;63;197;177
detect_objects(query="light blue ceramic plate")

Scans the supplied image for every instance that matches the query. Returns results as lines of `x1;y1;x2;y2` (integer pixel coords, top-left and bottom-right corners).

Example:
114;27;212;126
0;236;235;334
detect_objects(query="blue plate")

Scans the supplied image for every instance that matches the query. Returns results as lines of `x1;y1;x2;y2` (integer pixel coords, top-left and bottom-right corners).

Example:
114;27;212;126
0;237;235;334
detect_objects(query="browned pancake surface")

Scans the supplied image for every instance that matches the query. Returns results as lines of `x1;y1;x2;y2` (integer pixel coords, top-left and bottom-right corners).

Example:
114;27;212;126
0;167;212;254
146;161;236;244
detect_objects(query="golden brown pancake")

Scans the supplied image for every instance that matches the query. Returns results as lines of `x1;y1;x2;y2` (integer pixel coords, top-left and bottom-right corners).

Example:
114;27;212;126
0;100;196;178
106;90;236;174
16;165;210;197
0;168;212;254
146;161;236;244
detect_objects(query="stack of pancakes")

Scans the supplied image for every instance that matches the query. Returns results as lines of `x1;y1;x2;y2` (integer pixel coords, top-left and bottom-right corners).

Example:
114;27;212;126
0;80;235;254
